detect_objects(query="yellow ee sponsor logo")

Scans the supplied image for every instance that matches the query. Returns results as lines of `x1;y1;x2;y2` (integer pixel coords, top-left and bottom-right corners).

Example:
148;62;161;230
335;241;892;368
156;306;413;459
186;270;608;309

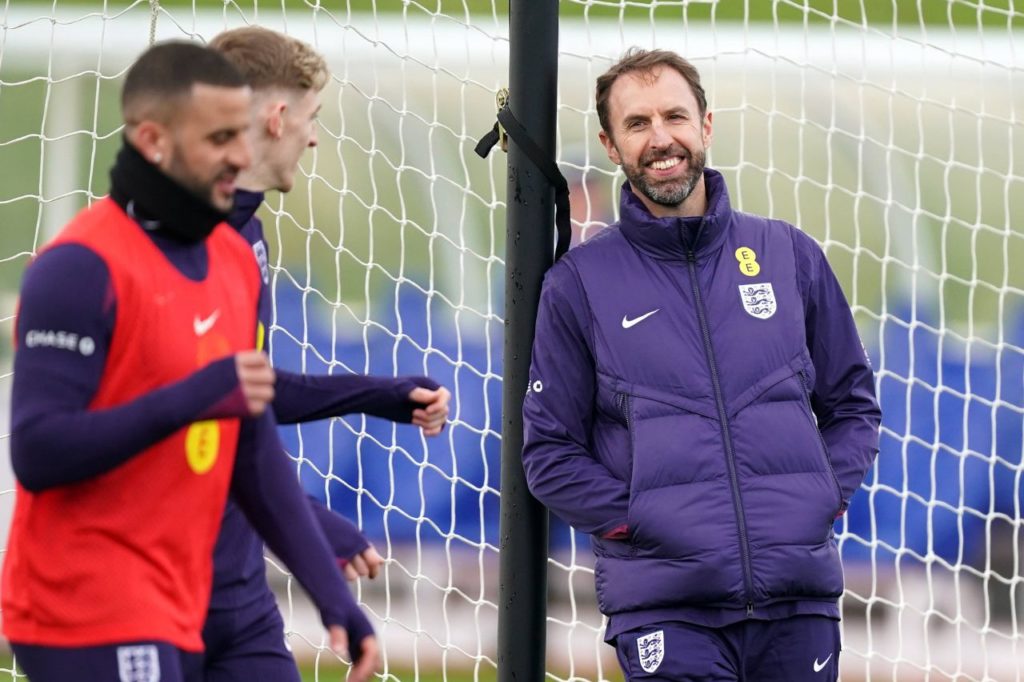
735;247;761;277
186;420;220;474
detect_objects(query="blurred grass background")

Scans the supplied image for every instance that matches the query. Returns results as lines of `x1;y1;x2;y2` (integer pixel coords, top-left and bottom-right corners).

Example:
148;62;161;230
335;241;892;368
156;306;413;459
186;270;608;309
38;0;1024;26
300;663;497;682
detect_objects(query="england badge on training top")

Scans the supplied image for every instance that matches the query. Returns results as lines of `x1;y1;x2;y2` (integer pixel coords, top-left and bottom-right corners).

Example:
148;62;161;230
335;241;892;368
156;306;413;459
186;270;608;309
739;282;777;320
253;240;270;285
637;629;665;673
117;645;161;682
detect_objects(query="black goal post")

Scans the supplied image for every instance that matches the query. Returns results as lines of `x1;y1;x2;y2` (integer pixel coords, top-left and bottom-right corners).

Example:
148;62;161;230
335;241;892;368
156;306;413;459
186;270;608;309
496;0;560;681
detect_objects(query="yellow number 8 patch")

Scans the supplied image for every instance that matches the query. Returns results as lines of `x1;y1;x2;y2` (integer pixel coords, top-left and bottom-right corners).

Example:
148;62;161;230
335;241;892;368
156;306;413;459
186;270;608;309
735;247;761;277
186;420;220;474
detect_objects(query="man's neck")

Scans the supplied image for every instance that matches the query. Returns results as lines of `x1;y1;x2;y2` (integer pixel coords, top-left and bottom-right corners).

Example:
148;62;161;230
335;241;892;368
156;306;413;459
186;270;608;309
236;156;275;193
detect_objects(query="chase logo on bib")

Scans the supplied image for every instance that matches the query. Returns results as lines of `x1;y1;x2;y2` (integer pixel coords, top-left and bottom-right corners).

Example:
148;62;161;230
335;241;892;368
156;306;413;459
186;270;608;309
117;645;160;682
739;282;777;320
636;630;664;673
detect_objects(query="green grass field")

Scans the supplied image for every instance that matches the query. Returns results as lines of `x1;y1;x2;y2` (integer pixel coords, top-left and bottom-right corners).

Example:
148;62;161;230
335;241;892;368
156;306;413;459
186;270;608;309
298;663;494;682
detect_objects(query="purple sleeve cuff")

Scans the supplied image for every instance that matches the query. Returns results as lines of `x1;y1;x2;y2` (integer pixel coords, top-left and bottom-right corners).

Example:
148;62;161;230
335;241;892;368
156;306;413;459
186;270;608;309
307;496;371;560
341;608;375;661
273;370;439;425
196;364;249;420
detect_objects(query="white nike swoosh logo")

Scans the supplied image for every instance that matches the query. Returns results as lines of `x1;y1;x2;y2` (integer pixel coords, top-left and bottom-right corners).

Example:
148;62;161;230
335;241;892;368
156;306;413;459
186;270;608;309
193;310;221;336
621;309;660;329
813;654;832;672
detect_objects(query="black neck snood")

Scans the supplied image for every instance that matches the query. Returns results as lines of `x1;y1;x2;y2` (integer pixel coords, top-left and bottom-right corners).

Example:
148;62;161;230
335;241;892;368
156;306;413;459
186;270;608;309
109;140;228;243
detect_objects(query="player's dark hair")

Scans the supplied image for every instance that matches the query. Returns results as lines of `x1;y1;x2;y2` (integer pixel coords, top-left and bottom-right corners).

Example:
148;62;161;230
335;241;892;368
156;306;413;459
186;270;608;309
596;47;707;137
122;41;247;124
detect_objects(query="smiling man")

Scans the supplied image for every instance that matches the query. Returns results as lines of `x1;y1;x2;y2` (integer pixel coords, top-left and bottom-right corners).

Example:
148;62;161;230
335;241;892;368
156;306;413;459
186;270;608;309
522;48;881;681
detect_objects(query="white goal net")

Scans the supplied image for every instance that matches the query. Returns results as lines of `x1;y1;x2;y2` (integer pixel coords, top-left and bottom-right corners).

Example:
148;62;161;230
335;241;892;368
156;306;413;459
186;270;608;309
0;2;1021;681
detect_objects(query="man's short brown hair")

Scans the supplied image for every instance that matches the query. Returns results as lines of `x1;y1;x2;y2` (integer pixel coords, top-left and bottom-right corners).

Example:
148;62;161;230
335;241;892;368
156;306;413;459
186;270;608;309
596;48;707;136
210;26;329;92
122;40;246;126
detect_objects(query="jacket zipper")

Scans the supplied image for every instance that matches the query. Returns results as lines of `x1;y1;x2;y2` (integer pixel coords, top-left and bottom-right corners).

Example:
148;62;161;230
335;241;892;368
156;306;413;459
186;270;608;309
616;392;637;555
686;246;755;616
798;369;843;507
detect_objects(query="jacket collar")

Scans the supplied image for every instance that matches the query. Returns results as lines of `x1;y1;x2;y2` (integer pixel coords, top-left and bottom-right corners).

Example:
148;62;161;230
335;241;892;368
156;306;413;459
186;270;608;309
618;167;733;261
228;188;265;231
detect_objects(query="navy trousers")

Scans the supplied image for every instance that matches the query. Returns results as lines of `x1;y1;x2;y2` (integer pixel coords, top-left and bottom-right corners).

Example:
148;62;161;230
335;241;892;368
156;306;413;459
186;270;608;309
614;615;840;681
201;590;300;682
12;640;203;682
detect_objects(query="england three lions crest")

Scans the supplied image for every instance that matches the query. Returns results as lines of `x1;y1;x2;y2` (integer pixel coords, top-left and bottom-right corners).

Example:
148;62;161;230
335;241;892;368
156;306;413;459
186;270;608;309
253;240;270;285
117;645;161;682
636;629;664;673
739;282;777;320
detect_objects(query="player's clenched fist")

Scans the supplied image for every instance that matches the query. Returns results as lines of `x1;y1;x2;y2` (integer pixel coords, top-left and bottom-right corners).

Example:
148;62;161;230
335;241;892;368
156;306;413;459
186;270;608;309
409;386;451;436
235;350;275;416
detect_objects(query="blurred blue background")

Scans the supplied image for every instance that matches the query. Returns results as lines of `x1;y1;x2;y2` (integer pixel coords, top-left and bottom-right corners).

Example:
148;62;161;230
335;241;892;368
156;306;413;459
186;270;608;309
270;280;506;550
841;303;1023;574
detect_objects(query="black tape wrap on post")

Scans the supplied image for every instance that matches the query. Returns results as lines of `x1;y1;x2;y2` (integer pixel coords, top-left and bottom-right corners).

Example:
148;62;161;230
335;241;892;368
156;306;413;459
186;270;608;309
476;104;572;261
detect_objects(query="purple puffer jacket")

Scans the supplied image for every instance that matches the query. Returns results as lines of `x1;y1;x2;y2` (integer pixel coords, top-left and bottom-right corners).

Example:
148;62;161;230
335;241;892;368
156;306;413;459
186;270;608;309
522;168;880;617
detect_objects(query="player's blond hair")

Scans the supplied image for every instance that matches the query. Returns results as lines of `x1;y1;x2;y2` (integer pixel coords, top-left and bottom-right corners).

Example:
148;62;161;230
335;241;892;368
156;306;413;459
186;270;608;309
209;26;328;93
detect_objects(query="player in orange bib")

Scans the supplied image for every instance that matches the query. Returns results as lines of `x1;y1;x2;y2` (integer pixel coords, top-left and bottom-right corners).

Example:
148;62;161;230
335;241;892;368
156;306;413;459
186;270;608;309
4;42;373;682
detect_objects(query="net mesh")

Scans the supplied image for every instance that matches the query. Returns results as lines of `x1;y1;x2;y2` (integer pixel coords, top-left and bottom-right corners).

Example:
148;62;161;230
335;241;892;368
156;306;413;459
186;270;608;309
0;2;1021;681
